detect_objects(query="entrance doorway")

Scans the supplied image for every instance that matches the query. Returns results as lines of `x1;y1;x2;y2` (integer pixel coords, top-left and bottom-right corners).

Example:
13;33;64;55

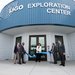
29;35;47;61
55;35;64;60
55;35;64;44
15;36;22;44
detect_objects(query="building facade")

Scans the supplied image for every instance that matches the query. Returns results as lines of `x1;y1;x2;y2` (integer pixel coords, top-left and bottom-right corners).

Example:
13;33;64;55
0;0;75;61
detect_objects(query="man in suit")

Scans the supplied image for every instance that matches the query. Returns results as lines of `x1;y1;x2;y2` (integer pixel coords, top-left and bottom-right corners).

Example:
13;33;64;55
58;41;66;66
21;42;26;64
14;43;19;64
51;43;58;64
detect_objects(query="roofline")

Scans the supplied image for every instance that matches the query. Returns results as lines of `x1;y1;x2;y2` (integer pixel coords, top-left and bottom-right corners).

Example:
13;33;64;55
0;23;75;33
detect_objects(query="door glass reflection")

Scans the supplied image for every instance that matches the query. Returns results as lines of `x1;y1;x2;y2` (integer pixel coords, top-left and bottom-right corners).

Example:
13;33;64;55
38;37;45;52
30;37;36;55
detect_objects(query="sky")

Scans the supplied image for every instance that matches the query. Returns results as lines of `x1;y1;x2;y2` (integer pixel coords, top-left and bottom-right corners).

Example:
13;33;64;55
0;0;14;12
0;0;75;13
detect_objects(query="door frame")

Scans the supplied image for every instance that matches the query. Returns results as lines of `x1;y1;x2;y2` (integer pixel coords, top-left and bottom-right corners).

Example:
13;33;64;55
15;36;22;44
55;35;64;44
55;35;64;60
29;35;47;61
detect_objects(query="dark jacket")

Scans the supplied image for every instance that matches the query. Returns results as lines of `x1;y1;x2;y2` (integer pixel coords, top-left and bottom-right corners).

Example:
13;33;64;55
51;45;58;54
18;45;26;54
14;46;18;54
58;45;65;54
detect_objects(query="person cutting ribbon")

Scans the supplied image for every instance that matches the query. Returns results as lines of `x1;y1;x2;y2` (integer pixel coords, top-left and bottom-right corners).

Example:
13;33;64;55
36;43;42;62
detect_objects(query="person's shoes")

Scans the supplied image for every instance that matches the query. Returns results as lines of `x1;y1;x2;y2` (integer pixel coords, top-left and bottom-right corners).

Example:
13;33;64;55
22;62;26;64
54;62;57;64
14;62;16;64
18;62;21;64
59;64;63;66
60;64;65;66
62;64;65;66
35;61;37;62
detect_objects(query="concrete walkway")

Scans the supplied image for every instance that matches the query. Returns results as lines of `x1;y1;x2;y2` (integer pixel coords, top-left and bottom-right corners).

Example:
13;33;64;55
0;60;75;75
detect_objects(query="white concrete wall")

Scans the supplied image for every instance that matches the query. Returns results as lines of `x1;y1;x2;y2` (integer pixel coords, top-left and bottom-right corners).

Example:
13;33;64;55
67;32;75;60
0;33;13;60
13;33;29;61
13;32;70;61
47;32;70;61
1;31;74;61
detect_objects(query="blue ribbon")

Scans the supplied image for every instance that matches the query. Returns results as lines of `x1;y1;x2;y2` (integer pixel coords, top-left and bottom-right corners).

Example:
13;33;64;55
25;51;52;58
25;52;36;58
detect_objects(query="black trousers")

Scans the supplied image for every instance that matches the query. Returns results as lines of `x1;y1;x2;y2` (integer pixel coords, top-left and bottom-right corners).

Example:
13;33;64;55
36;53;41;62
59;54;65;66
53;52;57;64
19;53;24;64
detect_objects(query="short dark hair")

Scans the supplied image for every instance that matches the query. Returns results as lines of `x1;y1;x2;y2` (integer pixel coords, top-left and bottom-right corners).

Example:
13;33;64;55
22;42;24;45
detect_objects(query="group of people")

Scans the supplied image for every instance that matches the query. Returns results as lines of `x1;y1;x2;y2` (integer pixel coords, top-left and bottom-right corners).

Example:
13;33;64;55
35;41;66;66
51;41;66;66
14;42;26;64
14;42;42;64
13;41;66;66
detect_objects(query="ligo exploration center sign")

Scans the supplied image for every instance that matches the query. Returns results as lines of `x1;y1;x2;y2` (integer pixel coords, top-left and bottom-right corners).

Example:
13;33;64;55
0;0;75;31
28;2;71;16
8;2;71;16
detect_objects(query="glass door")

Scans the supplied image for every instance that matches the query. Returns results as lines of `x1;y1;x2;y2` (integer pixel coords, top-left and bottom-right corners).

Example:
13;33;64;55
15;36;22;44
29;37;37;55
55;35;64;60
38;37;45;52
38;36;47;61
29;36;37;60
